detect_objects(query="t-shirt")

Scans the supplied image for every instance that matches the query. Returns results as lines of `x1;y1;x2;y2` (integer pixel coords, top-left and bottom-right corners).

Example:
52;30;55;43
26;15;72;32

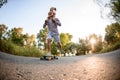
43;18;61;34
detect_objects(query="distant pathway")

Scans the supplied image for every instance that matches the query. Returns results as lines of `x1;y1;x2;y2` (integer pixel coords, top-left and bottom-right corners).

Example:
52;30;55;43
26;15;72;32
0;50;120;80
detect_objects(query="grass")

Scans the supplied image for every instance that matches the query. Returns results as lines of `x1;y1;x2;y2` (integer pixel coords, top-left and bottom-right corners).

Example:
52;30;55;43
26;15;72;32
0;40;43;57
0;40;120;57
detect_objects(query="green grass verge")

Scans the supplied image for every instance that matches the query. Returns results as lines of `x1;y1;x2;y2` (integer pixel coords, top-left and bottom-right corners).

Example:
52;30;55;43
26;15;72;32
0;40;43;57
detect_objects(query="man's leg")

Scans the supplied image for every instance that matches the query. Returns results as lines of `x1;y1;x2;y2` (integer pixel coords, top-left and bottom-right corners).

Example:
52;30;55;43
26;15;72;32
57;42;62;51
53;34;64;56
47;38;51;55
46;31;52;56
58;42;64;54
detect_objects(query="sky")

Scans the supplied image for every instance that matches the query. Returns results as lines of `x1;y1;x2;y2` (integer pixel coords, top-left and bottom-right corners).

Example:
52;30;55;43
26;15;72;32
0;0;111;43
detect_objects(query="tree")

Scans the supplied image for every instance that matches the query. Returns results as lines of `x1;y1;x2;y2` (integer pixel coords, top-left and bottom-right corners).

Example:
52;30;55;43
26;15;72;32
95;35;103;52
0;0;7;8
110;0;120;22
4;27;36;47
64;42;77;54
60;33;72;47
37;27;48;50
95;0;120;52
60;33;73;55
0;24;7;40
23;33;36;47
7;27;24;45
76;38;90;55
87;34;103;53
95;0;120;23
105;22;120;44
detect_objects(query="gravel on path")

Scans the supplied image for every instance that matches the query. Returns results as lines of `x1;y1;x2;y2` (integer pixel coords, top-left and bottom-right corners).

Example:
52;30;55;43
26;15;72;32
0;50;120;80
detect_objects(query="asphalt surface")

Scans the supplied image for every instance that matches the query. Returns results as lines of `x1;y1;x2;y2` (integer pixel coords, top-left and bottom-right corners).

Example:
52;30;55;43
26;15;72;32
0;49;120;80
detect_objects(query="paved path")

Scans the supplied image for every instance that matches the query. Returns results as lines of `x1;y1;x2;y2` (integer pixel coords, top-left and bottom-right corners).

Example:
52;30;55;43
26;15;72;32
0;50;120;80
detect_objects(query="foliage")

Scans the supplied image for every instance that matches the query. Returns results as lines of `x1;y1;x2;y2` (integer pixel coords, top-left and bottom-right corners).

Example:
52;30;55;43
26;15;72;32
100;22;120;53
95;0;120;53
0;40;42;57
76;38;90;55
0;0;7;8
51;41;61;55
110;0;120;23
0;24;41;57
76;34;103;55
64;42;77;54
95;0;120;23
105;22;120;44
88;34;103;53
0;24;8;40
2;27;36;47
37;27;48;50
7;27;24;46
23;33;36;47
60;33;72;47
100;41;120;53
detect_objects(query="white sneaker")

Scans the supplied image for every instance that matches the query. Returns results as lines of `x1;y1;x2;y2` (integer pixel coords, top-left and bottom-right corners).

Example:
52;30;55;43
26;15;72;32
46;52;52;56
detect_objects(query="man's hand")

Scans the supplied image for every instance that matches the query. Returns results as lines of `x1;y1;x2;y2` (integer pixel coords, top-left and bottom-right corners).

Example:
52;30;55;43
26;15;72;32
45;20;48;24
52;18;56;23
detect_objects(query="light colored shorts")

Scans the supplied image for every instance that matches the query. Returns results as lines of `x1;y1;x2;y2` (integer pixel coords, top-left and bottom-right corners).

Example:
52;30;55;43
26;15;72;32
47;31;60;43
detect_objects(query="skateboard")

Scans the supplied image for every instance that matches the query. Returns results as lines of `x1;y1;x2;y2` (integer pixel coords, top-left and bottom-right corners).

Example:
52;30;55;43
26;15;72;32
40;55;58;61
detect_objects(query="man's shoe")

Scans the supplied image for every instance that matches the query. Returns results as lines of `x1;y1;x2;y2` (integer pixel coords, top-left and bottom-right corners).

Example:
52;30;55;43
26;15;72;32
54;56;58;59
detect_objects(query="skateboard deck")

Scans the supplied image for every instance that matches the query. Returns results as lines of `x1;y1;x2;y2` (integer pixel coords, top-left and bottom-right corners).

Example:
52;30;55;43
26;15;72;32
40;55;58;61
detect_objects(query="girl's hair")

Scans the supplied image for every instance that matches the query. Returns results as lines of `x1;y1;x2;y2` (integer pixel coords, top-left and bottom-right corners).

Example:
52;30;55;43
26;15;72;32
50;7;56;11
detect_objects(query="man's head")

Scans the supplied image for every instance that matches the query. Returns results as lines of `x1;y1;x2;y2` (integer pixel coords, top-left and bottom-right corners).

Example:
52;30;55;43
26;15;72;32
47;7;56;18
48;11;56;18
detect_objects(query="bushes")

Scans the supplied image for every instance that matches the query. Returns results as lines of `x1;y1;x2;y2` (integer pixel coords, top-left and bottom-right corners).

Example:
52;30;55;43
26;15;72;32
112;41;120;50
0;40;14;53
100;41;120;53
0;40;43;57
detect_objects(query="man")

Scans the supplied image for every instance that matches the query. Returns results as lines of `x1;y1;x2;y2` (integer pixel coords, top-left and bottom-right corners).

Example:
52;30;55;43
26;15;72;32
43;7;62;56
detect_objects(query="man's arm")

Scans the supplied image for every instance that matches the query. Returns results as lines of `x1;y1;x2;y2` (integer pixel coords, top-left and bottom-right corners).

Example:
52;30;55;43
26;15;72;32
43;20;47;28
53;18;61;26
